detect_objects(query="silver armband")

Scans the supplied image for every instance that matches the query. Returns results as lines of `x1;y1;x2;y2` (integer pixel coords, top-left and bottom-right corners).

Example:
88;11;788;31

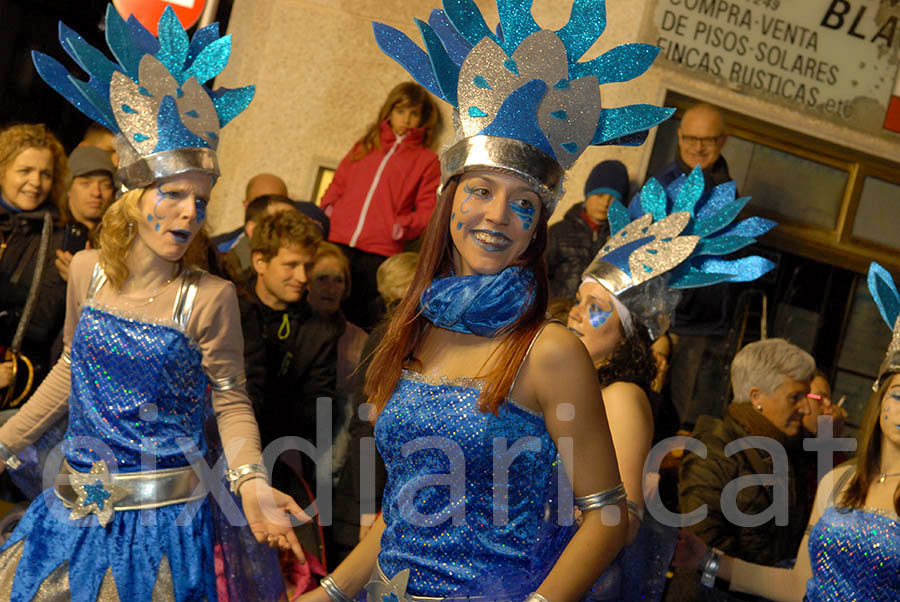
700;547;722;588
626;499;645;521
524;594;551;602
321;575;354;602
0;441;22;470
208;372;246;392
574;482;626;512
225;463;267;494
60;350;71;366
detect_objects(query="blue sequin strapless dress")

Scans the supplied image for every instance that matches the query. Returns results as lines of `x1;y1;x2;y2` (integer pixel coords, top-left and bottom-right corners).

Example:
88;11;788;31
804;505;900;601
374;370;572;600
0;301;218;601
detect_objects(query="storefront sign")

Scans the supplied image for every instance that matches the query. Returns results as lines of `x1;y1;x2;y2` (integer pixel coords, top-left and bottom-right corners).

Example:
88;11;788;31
652;0;900;134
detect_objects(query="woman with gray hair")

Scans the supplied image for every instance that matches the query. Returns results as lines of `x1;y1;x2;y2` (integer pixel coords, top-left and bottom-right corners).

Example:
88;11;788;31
666;338;816;600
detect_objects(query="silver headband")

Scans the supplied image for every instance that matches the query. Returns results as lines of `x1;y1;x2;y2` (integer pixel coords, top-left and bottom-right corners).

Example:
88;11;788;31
439;135;565;213
115;136;219;191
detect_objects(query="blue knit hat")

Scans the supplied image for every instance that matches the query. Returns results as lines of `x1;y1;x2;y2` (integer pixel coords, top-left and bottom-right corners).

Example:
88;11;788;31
583;159;628;201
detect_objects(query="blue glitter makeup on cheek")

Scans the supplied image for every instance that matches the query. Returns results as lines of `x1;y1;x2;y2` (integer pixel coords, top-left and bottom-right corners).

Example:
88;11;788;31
588;303;612;328
509;201;535;231
459;183;477;213
195;200;206;224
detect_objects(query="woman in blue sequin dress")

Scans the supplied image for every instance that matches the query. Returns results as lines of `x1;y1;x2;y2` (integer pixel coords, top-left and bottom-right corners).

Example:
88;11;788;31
0;173;308;600
673;263;900;600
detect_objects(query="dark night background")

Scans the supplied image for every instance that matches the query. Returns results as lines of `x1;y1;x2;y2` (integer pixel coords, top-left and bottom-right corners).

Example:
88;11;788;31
0;0;233;151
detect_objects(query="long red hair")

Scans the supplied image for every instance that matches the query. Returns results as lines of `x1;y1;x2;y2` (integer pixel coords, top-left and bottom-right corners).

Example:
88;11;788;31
364;176;550;417
841;374;900;515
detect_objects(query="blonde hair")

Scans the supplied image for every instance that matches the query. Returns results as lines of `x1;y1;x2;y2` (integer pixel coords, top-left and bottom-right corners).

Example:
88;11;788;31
98;188;144;289
730;338;815;403
97;187;209;289
376;251;418;305
0;123;69;212
314;242;351;300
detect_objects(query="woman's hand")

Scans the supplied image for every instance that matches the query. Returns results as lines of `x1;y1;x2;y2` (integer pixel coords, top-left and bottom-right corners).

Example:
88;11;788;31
0;361;12;390
240;478;311;561
55;250;74;282
672;529;709;571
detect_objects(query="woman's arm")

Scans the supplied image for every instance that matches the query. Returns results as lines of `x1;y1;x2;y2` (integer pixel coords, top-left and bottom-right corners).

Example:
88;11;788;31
192;277;307;556
297;513;386;602
0;248;95;459
602;381;654;544
674;464;851;601
522;323;629;601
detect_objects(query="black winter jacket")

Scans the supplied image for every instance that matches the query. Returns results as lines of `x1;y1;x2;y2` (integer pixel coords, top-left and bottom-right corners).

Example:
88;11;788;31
0;205;66;388
547;202;609;300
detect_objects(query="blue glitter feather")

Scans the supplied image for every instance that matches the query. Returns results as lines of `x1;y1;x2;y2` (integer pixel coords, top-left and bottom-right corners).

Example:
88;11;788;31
868;262;900;328
125;15;161;57
210;85;255;127
59;23;117;98
428;10;472;67
442;0;499;47
639;179;667;222
693;235;756;256
185;23;219;68
695;181;738;219
496;0;540;54
104;5;143;80
556;0;607;63
415;19;460;107
692;197;750;238
694;257;774;283
607;199;630;236
372;22;444;99
183;35;231;85
593;105;675;145
570;43;659;83
672;166;705;214
716;216;776;238
31;51;115;129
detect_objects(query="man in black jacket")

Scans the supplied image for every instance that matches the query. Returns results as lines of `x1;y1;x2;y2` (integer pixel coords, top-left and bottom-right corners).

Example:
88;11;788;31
239;210;339;451
547;160;629;299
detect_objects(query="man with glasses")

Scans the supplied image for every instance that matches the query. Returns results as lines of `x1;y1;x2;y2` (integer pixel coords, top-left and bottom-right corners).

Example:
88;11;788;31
657;103;732;197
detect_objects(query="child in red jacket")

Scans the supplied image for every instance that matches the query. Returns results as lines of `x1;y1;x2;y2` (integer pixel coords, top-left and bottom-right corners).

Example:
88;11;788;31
321;82;441;328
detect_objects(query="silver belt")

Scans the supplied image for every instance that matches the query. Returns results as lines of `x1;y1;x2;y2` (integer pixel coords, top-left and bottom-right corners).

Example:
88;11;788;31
366;562;522;602
55;459;205;526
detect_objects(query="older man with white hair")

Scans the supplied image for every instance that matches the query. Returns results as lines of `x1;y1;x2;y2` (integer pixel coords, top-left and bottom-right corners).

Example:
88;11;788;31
667;338;816;601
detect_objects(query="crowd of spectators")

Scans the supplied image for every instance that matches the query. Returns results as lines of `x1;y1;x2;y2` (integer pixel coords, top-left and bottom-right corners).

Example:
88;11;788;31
0;101;856;599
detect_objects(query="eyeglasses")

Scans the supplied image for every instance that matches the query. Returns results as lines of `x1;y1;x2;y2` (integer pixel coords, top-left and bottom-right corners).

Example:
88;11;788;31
679;134;723;148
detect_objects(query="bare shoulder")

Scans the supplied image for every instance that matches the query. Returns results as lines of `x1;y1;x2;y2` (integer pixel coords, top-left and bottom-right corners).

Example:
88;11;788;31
194;270;237;302
602;381;651;411
70;248;100;274
528;321;592;370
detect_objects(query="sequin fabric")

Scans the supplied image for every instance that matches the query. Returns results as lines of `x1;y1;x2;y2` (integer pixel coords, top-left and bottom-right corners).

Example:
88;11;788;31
66;304;207;471
0;301;219;601
805;506;900;601
375;370;561;598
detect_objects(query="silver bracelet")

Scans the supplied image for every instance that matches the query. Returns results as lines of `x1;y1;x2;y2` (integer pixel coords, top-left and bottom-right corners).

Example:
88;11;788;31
700;547;722;588
626;499;645;522
524;594;551;602
225;463;268;494
0;441;21;470
320;575;354;602
574;482;626;512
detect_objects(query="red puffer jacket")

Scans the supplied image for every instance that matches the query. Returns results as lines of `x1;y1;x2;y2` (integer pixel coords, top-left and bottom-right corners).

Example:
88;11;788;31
321;119;440;257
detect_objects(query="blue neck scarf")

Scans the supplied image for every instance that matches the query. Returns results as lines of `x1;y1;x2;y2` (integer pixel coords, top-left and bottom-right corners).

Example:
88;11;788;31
0;193;22;214
420;266;536;336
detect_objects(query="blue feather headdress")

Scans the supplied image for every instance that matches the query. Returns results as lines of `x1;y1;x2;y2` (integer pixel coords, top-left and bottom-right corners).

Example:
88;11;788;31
31;4;255;190
582;166;776;338
867;262;900;389
373;0;674;213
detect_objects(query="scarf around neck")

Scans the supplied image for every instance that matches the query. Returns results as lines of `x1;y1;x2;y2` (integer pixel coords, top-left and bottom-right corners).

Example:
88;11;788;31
420;266;536;337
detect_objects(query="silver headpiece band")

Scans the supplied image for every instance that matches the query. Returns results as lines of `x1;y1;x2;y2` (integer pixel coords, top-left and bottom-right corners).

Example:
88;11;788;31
439;135;565;211
115;136;219;191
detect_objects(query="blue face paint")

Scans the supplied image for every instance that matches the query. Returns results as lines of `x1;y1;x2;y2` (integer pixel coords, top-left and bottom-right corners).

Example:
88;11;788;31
151;185;166;221
195;199;207;224
588;303;612;329
456;222;463;230
459;183;482;214
509;200;535;231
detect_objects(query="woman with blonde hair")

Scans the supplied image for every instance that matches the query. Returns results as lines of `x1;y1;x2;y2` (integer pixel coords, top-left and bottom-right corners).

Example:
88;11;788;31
0;7;305;600
674;262;900;601
321;81;442;329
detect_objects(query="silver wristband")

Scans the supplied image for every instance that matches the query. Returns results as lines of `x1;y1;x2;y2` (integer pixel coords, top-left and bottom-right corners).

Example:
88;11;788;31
0;441;21;470
524;594;551;602
700;548;721;588
225;463;268;494
320;575;354;602
626;499;645;522
574;482;626;512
